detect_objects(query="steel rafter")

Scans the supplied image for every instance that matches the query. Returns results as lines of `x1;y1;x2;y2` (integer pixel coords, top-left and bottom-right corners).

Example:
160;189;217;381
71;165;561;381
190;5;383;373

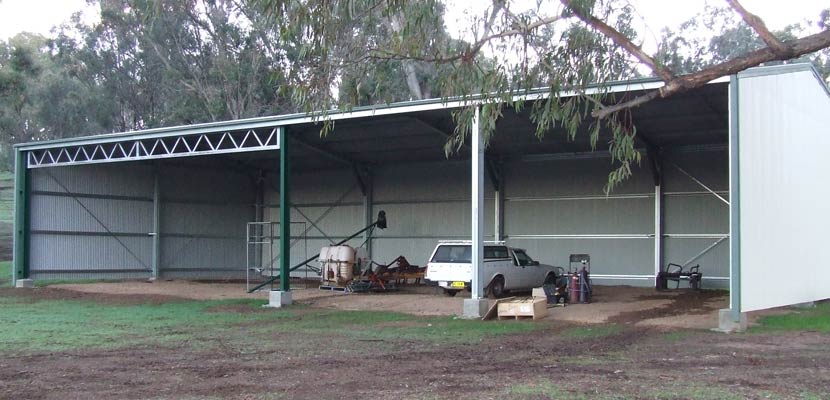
26;128;279;168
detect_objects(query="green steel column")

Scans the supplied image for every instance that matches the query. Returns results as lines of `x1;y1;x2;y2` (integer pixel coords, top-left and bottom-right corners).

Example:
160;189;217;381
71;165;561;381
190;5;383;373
13;150;29;282
279;127;291;292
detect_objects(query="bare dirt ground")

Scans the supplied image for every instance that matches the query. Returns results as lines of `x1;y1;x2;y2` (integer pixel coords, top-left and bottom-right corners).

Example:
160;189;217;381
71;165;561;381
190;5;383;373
54;280;732;328
2;289;829;399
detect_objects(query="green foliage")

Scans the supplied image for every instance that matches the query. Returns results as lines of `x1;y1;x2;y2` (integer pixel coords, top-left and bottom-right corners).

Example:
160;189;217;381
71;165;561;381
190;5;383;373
251;0;665;192
0;170;12;225
2;0;828;190
753;302;830;333
0;0;297;168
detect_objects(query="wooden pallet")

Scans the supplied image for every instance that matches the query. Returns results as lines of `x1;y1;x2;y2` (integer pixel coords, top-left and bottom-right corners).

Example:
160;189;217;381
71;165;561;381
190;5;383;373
481;297;516;320
497;298;548;320
318;285;347;291
498;314;537;320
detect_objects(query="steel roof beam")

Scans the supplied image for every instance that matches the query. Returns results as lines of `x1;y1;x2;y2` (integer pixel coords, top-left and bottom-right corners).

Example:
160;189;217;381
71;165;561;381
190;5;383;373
290;135;355;167
408;116;469;152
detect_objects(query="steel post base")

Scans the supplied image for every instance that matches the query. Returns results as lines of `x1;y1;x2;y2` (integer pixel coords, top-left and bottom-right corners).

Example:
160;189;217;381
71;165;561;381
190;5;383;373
715;308;747;333
462;298;489;319
15;279;34;289
264;290;293;308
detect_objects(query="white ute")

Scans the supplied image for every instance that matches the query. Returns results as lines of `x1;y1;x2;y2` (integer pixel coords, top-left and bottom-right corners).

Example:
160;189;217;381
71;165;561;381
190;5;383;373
424;241;561;297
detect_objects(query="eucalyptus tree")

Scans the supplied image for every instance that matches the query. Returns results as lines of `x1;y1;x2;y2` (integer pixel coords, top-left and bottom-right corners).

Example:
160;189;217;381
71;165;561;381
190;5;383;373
252;0;830;190
1;0;298;168
657;5;830;81
0;33;110;167
87;0;292;124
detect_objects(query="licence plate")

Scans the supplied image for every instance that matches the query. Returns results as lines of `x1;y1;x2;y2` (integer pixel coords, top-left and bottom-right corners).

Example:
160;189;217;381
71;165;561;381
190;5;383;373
450;281;466;288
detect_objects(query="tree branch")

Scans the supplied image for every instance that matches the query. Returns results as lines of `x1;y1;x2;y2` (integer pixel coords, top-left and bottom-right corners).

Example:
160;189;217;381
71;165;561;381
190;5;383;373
593;29;830;118
560;0;676;82
481;0;506;40
366;13;563;64
724;0;791;57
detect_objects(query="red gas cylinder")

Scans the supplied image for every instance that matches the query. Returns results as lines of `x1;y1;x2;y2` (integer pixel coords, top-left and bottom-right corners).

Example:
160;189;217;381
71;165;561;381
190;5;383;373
569;273;580;304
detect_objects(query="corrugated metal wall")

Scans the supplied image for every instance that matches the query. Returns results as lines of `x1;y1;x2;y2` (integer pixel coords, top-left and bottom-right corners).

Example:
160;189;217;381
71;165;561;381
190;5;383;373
505;152;728;287
159;165;255;279
262;167;374;277
371;161;496;266
29;164;155;280
662;151;730;287
28;150;727;283
28;162;255;281
504;156;655;281
263;152;727;286
262;161;494;276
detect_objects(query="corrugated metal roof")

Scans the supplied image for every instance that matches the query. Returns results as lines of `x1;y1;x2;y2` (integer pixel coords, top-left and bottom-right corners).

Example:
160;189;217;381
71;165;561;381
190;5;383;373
15;76;673;150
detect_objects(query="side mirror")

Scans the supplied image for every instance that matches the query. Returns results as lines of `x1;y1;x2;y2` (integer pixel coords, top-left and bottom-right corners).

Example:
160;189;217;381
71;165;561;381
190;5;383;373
531;261;540;266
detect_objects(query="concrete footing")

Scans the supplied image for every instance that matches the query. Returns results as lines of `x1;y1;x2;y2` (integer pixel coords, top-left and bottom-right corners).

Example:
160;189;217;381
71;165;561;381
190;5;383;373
716;309;747;333
462;298;489;319
15;279;34;289
264;290;292;308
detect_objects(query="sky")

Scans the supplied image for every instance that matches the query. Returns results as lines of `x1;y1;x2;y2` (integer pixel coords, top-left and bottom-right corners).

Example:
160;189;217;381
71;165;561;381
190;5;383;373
0;0;826;42
443;0;828;54
0;0;97;40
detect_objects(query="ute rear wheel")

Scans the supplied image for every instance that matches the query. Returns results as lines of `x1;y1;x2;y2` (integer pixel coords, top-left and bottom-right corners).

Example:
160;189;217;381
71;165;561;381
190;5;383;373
443;289;460;297
488;276;506;298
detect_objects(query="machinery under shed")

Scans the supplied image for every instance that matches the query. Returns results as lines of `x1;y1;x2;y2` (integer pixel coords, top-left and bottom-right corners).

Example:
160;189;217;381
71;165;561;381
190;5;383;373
11;64;830;330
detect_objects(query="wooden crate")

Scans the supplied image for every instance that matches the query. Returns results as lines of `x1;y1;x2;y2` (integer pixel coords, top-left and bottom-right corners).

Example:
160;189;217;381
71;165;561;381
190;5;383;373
497;298;548;320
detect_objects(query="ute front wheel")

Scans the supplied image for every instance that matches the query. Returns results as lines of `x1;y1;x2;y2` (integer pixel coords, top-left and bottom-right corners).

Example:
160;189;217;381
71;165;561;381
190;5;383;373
488;276;506;299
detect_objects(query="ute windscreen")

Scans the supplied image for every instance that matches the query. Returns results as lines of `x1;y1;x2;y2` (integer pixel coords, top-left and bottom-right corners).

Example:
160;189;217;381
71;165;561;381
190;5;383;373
430;245;471;263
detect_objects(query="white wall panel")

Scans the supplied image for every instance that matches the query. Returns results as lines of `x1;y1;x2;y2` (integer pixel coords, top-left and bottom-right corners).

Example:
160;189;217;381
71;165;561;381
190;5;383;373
738;67;830;312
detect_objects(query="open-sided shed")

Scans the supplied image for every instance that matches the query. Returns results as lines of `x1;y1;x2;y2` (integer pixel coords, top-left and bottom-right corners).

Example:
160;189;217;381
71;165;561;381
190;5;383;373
11;64;830;329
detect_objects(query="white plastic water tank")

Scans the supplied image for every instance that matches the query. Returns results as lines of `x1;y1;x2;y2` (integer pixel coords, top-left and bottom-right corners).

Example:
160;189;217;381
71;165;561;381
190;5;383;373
319;245;357;284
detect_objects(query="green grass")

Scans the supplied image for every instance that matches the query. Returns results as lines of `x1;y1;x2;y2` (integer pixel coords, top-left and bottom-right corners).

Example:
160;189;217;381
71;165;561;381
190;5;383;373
0;296;292;352
256;308;544;344
660;330;696;342
559;323;623;339
753;302;830;333
0;260;10;287
510;381;580;399
509;379;752;400
0;293;546;353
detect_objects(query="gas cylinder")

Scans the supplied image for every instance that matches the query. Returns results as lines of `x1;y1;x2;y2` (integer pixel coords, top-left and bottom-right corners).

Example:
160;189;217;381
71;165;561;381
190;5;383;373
569;272;580;304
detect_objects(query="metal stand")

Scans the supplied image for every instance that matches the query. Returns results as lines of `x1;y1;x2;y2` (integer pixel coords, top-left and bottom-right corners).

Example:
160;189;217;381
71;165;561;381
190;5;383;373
246;221;307;292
